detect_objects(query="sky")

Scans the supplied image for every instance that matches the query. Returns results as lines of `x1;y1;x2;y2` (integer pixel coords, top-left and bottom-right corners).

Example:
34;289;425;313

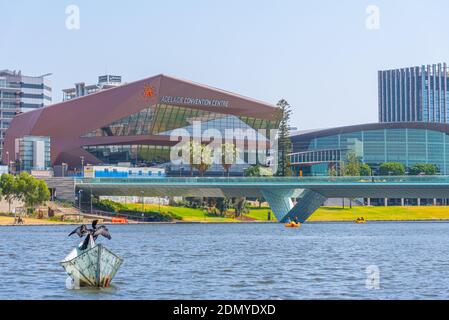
1;0;449;130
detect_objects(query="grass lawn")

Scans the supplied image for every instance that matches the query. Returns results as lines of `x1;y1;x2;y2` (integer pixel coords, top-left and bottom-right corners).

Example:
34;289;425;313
246;208;277;222
113;203;449;223
309;206;449;222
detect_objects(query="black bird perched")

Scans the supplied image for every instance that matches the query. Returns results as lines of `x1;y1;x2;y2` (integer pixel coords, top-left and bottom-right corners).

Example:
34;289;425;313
68;220;112;250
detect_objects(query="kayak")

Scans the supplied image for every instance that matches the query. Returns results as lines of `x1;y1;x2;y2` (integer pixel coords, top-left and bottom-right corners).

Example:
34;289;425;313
355;220;366;224
285;222;301;228
60;238;123;288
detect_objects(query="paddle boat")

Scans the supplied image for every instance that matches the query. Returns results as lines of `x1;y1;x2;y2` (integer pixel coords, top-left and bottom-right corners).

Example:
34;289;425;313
355;217;366;224
284;221;301;228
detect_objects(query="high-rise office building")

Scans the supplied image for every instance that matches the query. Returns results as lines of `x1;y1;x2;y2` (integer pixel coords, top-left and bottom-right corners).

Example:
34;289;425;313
378;63;449;123
62;75;122;101
0;70;52;160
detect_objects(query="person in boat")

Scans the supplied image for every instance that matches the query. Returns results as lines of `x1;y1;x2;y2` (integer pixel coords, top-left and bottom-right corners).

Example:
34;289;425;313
293;216;299;224
68;220;111;250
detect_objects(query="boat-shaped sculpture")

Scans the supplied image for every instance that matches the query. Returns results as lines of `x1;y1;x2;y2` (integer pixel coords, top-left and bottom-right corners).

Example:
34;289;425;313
61;220;123;288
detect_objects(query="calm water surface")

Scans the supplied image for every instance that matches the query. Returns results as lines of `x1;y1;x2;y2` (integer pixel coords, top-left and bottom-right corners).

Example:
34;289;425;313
0;222;448;300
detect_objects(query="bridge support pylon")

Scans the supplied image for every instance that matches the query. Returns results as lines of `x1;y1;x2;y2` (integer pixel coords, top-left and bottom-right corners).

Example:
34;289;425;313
262;189;327;223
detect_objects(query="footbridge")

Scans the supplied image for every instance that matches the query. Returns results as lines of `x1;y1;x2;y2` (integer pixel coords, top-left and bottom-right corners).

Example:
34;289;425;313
73;176;449;223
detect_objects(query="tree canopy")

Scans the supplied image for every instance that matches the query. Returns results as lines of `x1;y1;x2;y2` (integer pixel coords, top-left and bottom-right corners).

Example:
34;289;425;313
379;162;406;176
409;163;438;175
244;164;274;177
0;173;50;212
276;99;293;176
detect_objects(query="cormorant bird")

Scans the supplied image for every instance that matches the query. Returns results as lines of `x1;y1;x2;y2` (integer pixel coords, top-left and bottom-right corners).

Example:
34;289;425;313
68;220;112;250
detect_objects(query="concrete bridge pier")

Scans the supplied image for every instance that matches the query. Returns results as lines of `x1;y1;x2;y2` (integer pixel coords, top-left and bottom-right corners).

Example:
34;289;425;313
261;188;327;223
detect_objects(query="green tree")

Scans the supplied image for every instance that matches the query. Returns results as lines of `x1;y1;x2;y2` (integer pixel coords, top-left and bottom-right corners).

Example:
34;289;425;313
338;160;347;176
360;163;373;176
328;164;338;177
182;141;214;176
36;180;51;206
276;99;293;176
345;152;361;176
409;163;438;175
379;162;406;176
233;197;247;218
216;197;232;216
244;164;273;177
16;172;50;212
221;143;238;177
0;174;17;213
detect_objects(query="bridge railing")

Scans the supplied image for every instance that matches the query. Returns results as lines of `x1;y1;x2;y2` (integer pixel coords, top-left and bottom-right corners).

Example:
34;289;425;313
74;175;449;185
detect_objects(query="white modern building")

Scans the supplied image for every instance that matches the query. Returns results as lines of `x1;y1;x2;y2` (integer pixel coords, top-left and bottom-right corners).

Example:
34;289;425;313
62;75;122;101
0;70;52;159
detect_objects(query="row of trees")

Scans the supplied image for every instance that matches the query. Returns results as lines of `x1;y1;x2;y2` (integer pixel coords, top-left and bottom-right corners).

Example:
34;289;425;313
177;141;239;177
0;172;50;213
180;197;249;218
379;162;438;176
172;99;294;178
330;152;439;177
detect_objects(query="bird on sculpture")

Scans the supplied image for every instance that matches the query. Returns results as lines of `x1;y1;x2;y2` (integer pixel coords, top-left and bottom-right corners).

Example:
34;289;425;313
68;220;111;250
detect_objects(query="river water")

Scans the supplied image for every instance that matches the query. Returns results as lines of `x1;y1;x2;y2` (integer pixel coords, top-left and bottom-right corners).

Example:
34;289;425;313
0;222;448;300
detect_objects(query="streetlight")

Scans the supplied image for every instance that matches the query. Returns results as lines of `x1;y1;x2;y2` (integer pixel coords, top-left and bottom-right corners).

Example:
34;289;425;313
90;188;93;214
80;156;85;175
78;189;83;211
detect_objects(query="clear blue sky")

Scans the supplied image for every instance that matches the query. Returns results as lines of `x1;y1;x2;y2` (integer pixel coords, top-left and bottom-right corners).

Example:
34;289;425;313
1;0;449;130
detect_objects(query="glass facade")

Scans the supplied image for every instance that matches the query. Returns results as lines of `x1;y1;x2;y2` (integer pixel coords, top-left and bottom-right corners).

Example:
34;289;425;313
83;103;279;167
83;144;171;166
84;104;278;138
379;63;449;123
15;136;51;171
290;127;449;176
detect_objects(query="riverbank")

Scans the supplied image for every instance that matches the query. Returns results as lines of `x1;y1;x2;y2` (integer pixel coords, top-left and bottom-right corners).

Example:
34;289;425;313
3;205;449;225
0;216;70;226
309;206;449;222
121;204;449;223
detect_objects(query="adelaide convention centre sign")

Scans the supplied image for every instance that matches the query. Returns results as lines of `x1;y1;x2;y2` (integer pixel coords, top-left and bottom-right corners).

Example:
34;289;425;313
160;95;230;107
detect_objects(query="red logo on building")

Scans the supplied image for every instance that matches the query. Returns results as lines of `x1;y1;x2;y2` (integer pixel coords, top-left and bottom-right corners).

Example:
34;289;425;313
143;83;155;98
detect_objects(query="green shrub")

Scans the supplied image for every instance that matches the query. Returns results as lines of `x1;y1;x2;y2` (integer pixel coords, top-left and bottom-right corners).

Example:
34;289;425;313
94;199;125;213
119;210;180;222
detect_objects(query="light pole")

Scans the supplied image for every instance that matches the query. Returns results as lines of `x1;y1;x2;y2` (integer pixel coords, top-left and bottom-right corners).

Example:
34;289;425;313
90;188;93;214
78;189;83;211
80;156;85;176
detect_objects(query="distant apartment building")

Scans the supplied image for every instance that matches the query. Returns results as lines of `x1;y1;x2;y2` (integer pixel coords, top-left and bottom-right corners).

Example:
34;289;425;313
378;63;449;123
0;70;52;160
62;75;122;101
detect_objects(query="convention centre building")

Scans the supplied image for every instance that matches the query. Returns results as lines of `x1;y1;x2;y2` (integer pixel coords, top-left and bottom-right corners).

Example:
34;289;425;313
4;74;281;174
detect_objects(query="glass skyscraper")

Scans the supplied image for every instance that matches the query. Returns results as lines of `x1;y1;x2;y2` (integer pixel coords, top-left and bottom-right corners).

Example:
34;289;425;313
378;63;449;123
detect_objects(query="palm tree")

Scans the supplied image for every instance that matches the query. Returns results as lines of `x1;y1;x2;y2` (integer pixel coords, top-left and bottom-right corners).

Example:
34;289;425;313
182;141;214;176
221;143;238;177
